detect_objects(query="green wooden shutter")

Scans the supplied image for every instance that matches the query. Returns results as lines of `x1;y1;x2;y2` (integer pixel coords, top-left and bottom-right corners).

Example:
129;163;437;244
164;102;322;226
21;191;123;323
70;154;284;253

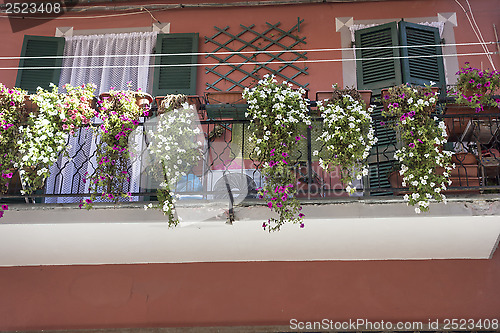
399;21;445;91
355;22;402;95
15;35;65;94
153;33;198;96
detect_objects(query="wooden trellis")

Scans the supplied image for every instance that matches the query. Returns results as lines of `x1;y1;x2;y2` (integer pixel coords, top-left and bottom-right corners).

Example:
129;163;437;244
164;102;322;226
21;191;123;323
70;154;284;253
204;19;308;91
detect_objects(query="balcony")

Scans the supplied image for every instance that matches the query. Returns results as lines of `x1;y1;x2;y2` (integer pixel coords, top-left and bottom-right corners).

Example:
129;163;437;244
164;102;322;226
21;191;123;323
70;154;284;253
1;95;500;264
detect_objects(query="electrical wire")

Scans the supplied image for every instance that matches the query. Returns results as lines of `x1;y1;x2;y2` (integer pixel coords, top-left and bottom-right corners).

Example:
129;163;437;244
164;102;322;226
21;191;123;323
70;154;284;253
0;51;493;71
464;0;496;70
0;41;496;61
454;0;496;70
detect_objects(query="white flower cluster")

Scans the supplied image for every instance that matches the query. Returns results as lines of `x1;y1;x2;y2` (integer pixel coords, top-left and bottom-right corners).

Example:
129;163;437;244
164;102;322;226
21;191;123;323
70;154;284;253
17;86;68;193
387;85;454;213
315;94;377;194
243;74;311;135
146;102;203;221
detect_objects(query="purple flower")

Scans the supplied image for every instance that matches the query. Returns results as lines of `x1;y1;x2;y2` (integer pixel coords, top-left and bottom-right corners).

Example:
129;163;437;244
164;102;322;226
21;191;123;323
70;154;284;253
1;204;8;211
276;202;283;208
469;79;475;84
267;202;273;209
409;143;415;148
262;222;267;229
295;136;301;141
0;211;3;218
299;213;305;218
300;223;304;228
78;203;84;209
282;152;289;158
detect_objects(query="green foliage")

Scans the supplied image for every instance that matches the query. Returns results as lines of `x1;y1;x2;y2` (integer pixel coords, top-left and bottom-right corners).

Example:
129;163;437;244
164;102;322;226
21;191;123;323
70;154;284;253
316;86;376;194
383;84;454;213
243;75;310;231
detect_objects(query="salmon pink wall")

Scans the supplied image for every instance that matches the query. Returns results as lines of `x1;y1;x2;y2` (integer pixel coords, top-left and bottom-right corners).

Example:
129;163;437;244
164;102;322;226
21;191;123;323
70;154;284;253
1;251;500;331
1;0;498;95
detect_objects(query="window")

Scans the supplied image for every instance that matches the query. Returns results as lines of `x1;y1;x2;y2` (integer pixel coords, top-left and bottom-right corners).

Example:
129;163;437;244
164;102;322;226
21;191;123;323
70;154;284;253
355;20;445;94
153;33;199;96
14;31;199;203
16;35;65;94
354;21;445;193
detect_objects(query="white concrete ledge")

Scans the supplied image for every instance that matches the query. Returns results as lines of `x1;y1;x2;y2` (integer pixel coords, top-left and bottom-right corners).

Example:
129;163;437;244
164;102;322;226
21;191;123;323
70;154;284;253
0;201;499;265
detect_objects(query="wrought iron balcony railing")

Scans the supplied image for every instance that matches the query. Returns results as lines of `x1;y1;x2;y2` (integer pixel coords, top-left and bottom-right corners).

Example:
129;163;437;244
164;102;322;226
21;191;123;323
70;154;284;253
1;102;499;206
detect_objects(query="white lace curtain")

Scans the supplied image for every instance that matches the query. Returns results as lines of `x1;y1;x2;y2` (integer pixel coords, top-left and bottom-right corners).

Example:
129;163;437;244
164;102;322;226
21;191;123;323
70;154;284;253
46;31;158;203
59;31;157;93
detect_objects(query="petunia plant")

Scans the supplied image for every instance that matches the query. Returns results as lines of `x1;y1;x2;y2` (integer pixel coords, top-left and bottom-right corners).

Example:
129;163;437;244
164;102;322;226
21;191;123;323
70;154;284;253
315;85;377;194
243;74;311;231
0;84;28;195
60;83;97;135
83;85;150;209
144;101;203;226
451;62;500;112
383;84;454;213
17;84;70;194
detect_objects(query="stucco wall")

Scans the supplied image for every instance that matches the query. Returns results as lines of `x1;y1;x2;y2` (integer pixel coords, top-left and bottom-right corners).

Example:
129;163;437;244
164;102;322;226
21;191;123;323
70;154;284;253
1;253;500;331
1;0;499;94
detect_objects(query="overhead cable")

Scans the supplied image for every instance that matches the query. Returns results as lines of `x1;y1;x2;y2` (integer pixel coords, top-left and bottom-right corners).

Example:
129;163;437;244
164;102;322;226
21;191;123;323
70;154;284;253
0;41;496;61
0;51;494;71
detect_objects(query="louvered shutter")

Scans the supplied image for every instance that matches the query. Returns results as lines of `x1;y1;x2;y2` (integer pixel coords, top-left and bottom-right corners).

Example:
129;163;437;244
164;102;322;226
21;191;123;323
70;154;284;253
399;21;445;91
153;33;199;96
355;22;402;95
15;35;65;94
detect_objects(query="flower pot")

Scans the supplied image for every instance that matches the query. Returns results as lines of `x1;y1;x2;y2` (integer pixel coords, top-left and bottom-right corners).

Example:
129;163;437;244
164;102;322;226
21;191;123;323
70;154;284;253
359;90;372;108
388;170;408;195
443;104;500;140
23;96;38;114
135;93;153;109
436;165;478;178
446;176;481;194
451;152;477;165
316;90;372;111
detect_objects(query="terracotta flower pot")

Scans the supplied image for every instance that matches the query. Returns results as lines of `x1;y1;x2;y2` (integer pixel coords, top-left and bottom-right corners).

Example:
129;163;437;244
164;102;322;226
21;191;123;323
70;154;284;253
451;152;477;165
388;170;408;195
135;93;153;109
443;104;500;140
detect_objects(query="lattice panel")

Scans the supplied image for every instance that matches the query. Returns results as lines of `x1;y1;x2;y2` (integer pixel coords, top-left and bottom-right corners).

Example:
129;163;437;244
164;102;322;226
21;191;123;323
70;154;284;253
204;19;308;91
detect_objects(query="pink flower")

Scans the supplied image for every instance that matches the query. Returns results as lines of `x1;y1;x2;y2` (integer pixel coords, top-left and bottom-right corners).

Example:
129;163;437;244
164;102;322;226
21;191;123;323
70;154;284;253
1;204;8;211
